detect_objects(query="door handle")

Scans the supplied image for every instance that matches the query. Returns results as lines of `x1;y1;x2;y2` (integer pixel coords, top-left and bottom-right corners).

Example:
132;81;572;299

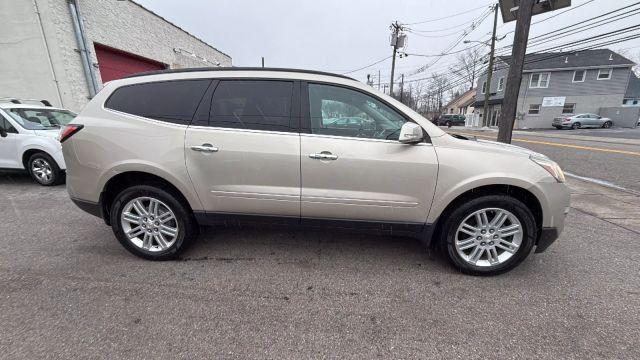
309;152;338;160
190;144;219;153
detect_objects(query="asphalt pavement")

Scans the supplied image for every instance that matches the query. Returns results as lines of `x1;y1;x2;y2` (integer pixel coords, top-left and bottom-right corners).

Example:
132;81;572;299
446;127;640;194
1;173;638;359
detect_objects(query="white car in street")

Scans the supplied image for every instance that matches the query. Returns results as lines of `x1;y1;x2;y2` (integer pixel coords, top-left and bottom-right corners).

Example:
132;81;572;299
0;99;75;185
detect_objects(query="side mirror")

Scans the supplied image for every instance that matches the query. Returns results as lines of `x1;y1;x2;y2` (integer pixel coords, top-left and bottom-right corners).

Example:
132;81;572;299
398;122;423;144
0;129;7;138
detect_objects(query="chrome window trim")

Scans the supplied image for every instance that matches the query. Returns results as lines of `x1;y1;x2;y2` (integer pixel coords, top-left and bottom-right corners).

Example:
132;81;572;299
299;132;432;146
187;124;299;136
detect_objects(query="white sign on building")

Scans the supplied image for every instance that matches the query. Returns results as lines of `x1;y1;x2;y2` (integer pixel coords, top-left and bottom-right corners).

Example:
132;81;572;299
542;97;566;107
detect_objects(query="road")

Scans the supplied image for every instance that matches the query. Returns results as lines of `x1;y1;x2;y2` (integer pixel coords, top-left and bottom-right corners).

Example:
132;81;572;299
446;127;640;193
1;173;638;359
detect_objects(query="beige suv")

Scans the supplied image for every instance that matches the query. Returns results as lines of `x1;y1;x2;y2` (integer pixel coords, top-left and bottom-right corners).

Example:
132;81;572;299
61;68;569;275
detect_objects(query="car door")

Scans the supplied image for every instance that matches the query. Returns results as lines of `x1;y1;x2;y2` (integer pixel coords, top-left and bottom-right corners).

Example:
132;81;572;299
185;79;301;218
299;82;438;227
0;114;20;168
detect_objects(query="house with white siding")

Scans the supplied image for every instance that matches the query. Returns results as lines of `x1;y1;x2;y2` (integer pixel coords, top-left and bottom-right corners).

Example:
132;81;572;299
474;49;636;129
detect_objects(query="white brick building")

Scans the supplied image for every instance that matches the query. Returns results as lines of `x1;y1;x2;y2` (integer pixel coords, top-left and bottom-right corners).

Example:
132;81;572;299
0;0;232;112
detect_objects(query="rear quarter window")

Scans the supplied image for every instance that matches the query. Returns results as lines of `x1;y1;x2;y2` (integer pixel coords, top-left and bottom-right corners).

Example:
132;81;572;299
105;79;212;124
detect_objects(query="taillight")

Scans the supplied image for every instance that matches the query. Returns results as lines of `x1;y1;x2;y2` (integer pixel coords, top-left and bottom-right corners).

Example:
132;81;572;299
59;124;84;143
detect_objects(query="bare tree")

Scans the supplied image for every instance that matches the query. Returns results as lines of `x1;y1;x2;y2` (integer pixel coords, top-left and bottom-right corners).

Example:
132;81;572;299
450;48;484;91
430;72;450;114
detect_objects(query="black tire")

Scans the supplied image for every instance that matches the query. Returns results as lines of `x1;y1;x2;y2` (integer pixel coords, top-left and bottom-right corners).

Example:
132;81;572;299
27;152;64;186
602;121;612;128
110;185;198;260
446;120;452;128
441;195;537;276
554;126;563;130
571;122;581;130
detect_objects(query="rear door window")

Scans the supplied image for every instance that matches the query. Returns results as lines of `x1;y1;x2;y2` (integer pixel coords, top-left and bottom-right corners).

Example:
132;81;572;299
208;80;294;132
105;79;212;124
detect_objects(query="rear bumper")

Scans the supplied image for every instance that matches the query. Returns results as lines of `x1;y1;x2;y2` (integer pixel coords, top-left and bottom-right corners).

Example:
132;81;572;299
70;197;102;218
535;227;560;253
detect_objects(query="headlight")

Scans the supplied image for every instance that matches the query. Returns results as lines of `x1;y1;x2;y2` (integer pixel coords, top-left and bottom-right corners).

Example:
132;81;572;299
530;155;565;183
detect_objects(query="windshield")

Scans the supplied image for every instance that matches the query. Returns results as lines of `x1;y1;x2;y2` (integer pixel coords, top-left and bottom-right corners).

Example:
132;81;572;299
7;108;76;130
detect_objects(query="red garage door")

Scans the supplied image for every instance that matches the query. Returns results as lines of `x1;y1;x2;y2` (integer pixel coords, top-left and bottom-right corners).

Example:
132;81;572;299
95;43;166;83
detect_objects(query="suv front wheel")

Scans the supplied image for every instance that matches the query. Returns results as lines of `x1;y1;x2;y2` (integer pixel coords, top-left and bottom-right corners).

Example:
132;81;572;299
110;185;198;260
442;195;537;275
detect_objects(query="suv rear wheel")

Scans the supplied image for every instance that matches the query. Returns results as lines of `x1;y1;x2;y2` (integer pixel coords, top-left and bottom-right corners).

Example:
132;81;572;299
110;185;198;260
28;152;63;186
442;195;537;275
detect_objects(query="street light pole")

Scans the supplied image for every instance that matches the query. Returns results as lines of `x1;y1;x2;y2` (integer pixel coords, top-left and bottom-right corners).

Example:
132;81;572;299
497;0;535;143
482;4;499;128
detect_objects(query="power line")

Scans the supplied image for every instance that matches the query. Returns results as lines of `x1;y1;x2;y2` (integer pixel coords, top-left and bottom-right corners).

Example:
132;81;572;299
341;55;392;75
495;2;640;55
403;3;494;25
403;7;493;79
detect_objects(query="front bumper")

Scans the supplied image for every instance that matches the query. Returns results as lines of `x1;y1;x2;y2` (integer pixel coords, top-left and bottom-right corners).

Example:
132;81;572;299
530;181;570;252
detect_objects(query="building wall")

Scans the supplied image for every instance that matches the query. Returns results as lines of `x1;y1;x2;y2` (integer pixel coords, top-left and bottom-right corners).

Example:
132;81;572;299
475;64;633;128
0;0;64;106
516;94;624;129
475;62;510;104
0;0;232;112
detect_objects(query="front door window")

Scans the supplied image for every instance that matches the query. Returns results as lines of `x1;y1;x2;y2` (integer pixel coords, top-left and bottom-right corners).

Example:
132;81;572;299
308;83;411;141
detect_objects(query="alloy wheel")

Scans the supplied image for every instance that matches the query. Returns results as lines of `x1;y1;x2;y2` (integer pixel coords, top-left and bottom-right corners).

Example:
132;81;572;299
120;196;179;252
31;158;53;184
454;208;523;267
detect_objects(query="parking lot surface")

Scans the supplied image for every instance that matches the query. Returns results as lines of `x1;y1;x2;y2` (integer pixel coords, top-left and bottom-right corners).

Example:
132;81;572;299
1;173;639;359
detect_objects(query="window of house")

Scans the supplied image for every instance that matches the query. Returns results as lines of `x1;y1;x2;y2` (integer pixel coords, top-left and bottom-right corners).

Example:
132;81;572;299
597;68;612;80
105;79;212;125
528;104;541;115
562;103;576;114
573;70;586;82
497;77;504;91
307;83;409;140
529;72;550;88
481;81;487;94
209;80;294;132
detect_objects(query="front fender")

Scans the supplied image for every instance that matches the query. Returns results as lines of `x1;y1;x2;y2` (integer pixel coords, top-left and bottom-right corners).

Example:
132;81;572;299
427;173;544;224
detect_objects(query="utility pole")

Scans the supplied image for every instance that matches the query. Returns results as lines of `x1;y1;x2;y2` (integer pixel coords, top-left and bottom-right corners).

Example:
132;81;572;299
399;74;405;103
377;69;381;90
389;21;405;97
261;57;265;68
482;4;499;128
497;0;535;143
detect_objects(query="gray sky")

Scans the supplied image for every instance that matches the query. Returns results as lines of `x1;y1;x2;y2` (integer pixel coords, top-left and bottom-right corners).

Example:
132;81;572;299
136;0;640;86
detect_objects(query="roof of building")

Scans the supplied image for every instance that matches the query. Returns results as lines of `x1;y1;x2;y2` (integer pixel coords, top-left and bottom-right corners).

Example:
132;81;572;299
130;1;231;59
625;74;640;98
123;67;355;80
498;49;635;71
444;88;476;109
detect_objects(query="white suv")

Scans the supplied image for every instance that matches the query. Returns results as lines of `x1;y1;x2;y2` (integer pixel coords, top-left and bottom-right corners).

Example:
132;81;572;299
0;99;75;185
61;68;570;275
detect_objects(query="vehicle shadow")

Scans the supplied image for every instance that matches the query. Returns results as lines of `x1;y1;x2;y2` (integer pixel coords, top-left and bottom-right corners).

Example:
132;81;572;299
177;223;455;274
0;171;65;187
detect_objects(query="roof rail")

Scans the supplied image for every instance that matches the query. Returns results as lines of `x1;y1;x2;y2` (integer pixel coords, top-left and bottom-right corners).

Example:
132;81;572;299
0;98;53;106
122;67;355;80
